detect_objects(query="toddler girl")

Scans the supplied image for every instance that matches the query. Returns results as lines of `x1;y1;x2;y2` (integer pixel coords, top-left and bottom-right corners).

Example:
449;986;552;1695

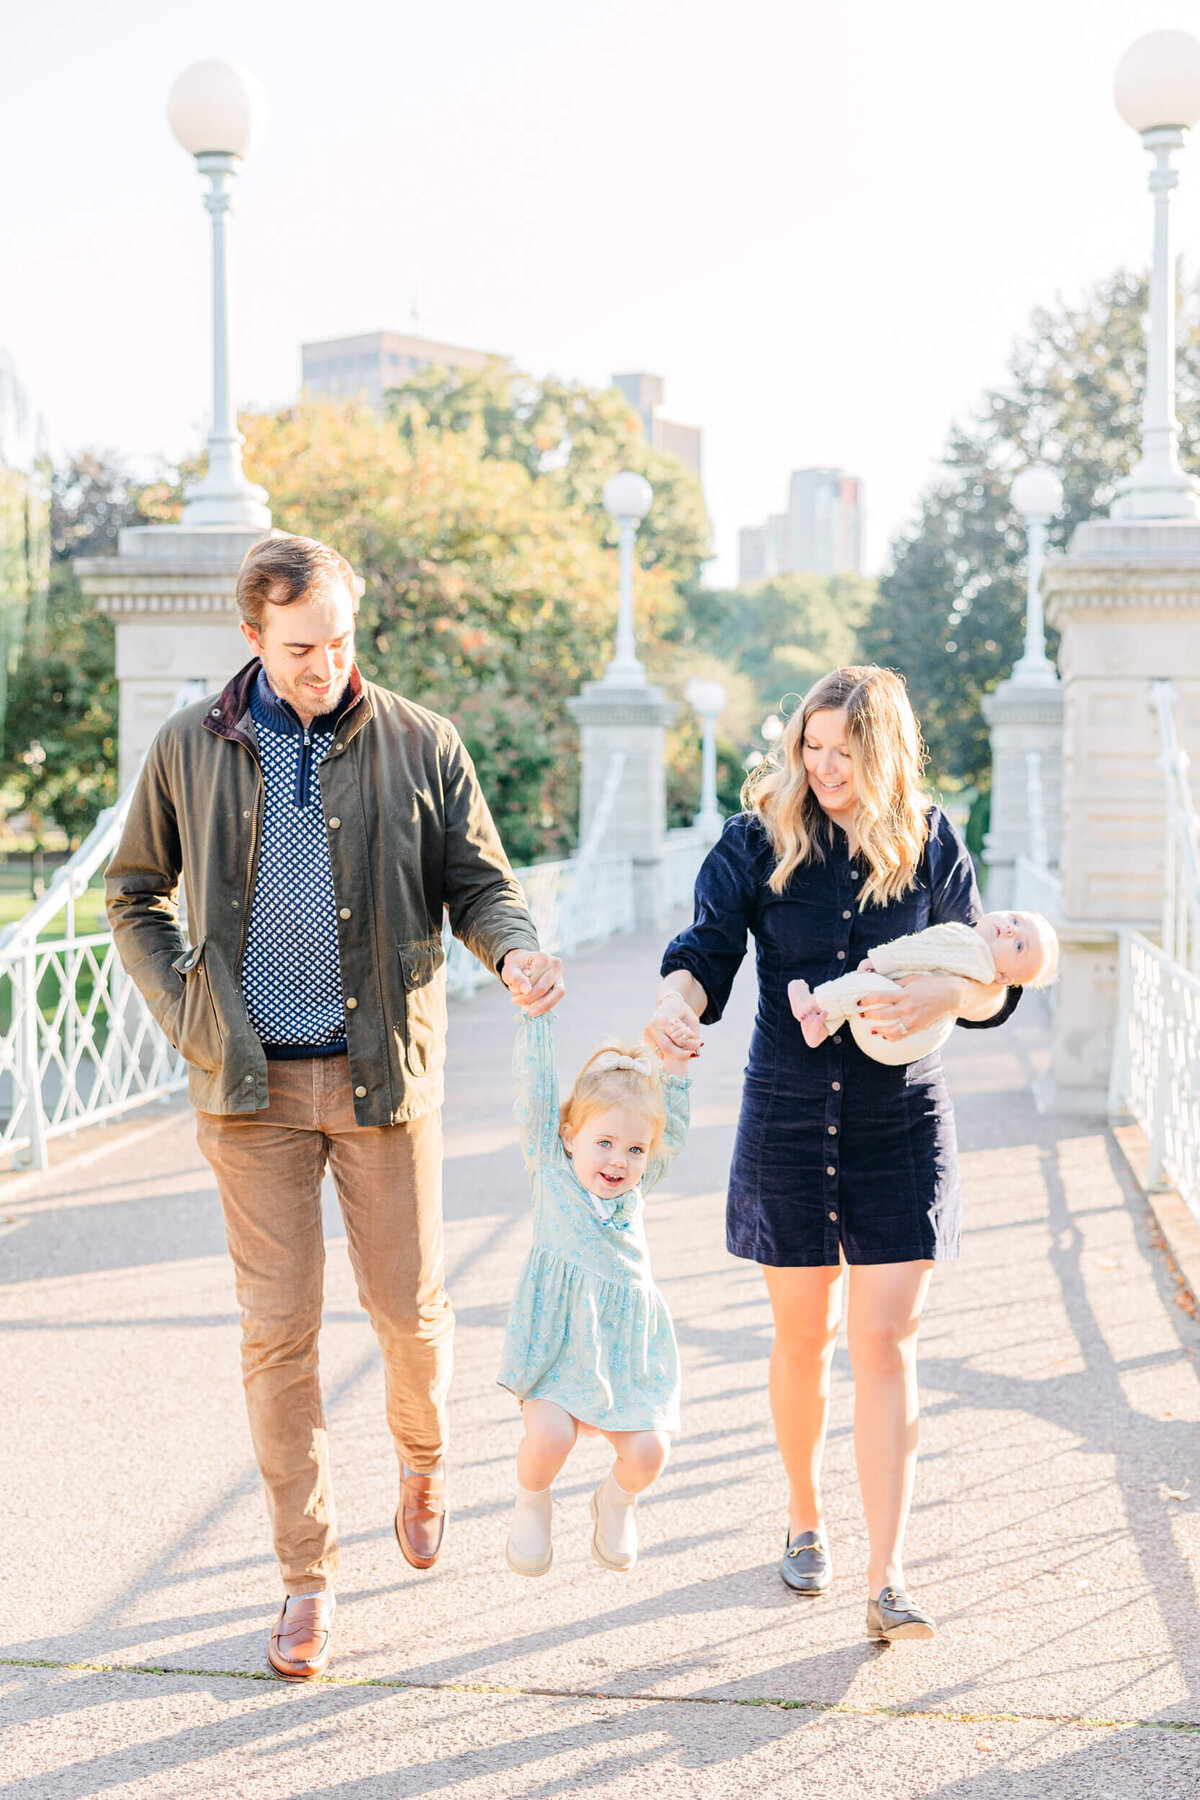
497;1001;697;1576
788;908;1058;1066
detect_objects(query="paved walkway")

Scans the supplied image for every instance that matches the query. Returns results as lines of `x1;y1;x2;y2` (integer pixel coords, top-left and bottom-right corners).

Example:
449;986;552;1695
2;928;1199;1797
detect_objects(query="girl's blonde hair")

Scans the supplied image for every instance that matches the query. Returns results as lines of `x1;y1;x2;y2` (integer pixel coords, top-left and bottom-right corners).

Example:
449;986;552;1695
743;666;930;907
560;1041;668;1149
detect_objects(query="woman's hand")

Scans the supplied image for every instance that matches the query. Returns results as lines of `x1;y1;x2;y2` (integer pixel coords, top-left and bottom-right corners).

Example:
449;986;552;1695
644;989;704;1064
854;973;964;1042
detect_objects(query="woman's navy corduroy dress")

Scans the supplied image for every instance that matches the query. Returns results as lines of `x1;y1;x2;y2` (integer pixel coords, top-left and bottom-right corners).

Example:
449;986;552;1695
661;807;1020;1267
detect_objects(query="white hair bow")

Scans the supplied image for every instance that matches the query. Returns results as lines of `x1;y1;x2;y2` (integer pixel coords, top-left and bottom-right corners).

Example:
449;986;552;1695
593;1050;654;1076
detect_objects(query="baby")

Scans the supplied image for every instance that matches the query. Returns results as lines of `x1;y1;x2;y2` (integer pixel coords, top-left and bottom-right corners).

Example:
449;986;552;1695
788;910;1058;1067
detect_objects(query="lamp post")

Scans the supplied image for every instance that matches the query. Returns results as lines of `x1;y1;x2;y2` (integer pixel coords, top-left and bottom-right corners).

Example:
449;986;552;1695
685;678;728;841
1111;30;1200;520
167;60;271;530
601;471;653;683
1010;466;1062;683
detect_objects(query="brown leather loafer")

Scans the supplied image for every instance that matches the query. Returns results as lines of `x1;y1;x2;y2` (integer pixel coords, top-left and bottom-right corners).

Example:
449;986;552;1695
267;1592;335;1680
395;1463;447;1569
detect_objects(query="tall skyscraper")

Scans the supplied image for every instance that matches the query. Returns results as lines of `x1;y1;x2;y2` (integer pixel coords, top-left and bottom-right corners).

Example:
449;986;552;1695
301;331;501;411
738;467;864;584
612;373;702;476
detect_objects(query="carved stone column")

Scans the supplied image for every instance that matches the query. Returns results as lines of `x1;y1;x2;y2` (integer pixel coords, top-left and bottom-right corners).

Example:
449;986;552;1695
76;524;264;789
981;678;1063;907
1042;517;1200;1108
568;676;676;930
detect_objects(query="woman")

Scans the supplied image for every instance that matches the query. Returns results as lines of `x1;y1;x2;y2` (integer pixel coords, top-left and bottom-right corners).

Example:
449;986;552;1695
645;667;1019;1642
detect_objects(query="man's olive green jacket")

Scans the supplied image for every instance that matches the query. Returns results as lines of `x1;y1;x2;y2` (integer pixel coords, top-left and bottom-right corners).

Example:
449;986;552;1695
105;660;539;1125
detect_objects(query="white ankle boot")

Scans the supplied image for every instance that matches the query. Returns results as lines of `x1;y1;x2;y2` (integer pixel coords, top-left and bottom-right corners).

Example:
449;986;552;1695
506;1484;553;1576
590;1474;639;1571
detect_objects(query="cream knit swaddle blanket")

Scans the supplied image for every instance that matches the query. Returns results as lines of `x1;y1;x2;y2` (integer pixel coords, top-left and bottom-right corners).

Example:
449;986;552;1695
810;921;996;1066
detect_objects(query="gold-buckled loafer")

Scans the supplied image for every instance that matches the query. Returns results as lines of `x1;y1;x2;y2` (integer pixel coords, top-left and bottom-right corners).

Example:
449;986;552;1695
780;1529;832;1596
268;1592;335;1680
395;1463;447;1569
867;1586;935;1642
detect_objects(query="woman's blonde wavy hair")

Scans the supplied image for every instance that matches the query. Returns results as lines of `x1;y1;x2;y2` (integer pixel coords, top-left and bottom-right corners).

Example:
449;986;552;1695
742;666;930;906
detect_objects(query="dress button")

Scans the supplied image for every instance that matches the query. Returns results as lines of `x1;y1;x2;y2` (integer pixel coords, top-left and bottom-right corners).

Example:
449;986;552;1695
355;1085;367;1098
851;870;860;881
828;1124;837;1135
329;817;341;829
832;1080;841;1091
832;1035;842;1045
339;907;351;919
829;1211;838;1222
826;1165;836;1177
842;910;851;920
346;997;357;1009
836;950;846;960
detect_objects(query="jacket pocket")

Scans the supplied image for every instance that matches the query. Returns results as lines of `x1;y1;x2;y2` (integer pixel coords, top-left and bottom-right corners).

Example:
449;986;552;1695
398;936;448;1078
170;938;223;1074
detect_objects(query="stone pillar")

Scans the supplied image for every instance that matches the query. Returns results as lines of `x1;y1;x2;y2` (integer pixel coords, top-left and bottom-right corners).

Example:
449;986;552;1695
568;675;676;930
980;678;1063;907
1042;518;1200;1109
76;524;266;789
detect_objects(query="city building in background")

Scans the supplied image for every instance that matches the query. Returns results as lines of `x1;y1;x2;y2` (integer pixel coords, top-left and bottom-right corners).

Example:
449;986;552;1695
612;373;702;476
301;330;501;411
738;467;864;584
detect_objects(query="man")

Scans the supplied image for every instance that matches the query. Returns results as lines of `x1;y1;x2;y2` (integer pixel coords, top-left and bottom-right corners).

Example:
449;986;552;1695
106;534;562;1680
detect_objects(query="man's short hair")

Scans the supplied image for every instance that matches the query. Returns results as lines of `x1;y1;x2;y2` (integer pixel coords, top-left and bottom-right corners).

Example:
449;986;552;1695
236;535;359;633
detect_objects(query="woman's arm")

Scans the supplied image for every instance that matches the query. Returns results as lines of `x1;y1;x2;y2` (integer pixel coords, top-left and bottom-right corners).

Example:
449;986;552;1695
644;970;708;1062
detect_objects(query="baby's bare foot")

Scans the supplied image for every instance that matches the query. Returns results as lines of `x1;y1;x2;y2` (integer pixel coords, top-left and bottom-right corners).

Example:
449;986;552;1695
789;980;830;1048
787;979;812;1021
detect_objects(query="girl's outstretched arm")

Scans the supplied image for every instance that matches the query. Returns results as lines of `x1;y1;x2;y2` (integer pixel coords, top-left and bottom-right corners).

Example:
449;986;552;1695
513;1009;563;1171
642;1071;692;1194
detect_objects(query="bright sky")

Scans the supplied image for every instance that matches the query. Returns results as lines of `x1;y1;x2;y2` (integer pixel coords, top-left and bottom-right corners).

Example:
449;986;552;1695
5;0;1200;584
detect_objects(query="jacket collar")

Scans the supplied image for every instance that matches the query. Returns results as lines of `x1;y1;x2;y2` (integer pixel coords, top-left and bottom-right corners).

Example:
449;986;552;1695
203;658;368;745
249;665;359;735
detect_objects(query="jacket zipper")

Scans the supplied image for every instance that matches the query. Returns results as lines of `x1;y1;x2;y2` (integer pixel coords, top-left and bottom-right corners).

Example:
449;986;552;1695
296;727;311;807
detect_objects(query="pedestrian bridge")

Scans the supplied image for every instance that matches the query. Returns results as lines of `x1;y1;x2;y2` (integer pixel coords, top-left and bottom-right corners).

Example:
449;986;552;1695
2;925;1198;1795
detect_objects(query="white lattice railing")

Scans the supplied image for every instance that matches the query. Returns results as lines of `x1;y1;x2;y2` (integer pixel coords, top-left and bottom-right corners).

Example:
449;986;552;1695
0;794;189;1171
1108;681;1200;1219
1013;854;1062;924
443;851;637;999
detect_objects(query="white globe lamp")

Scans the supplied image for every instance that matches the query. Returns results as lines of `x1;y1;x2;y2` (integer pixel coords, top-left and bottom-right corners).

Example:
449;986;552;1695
1111;32;1200;520
1009;466;1062;683
601;472;653;684
168;60;271;529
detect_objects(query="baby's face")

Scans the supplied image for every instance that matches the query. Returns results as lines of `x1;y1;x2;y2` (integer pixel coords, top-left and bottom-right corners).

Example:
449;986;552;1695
974;911;1045;985
561;1104;658;1200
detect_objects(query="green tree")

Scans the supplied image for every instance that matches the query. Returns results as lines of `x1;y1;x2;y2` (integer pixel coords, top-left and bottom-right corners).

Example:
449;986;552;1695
0;455;137;848
667;571;875;726
387;363;711;583
861;270;1200;789
227;399;697;858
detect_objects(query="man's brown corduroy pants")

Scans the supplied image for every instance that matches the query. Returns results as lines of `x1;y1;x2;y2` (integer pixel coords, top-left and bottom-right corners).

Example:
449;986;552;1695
197;1055;453;1595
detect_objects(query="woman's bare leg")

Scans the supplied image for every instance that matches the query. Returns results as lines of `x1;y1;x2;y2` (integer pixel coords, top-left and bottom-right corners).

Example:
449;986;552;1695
845;1260;934;1593
761;1264;845;1538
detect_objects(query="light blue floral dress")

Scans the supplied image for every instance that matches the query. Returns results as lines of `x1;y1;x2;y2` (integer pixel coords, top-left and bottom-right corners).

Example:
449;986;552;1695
497;1011;690;1432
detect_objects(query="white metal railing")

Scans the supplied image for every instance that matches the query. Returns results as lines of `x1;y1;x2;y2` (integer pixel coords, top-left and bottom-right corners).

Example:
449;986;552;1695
661;825;708;915
1012;854;1062;923
443;751;636;997
0;792;189;1171
1150;679;1200;976
1108;681;1200;1218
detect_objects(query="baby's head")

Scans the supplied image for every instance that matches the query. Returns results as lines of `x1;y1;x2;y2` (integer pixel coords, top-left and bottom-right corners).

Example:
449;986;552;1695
560;1042;667;1201
973;910;1059;988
